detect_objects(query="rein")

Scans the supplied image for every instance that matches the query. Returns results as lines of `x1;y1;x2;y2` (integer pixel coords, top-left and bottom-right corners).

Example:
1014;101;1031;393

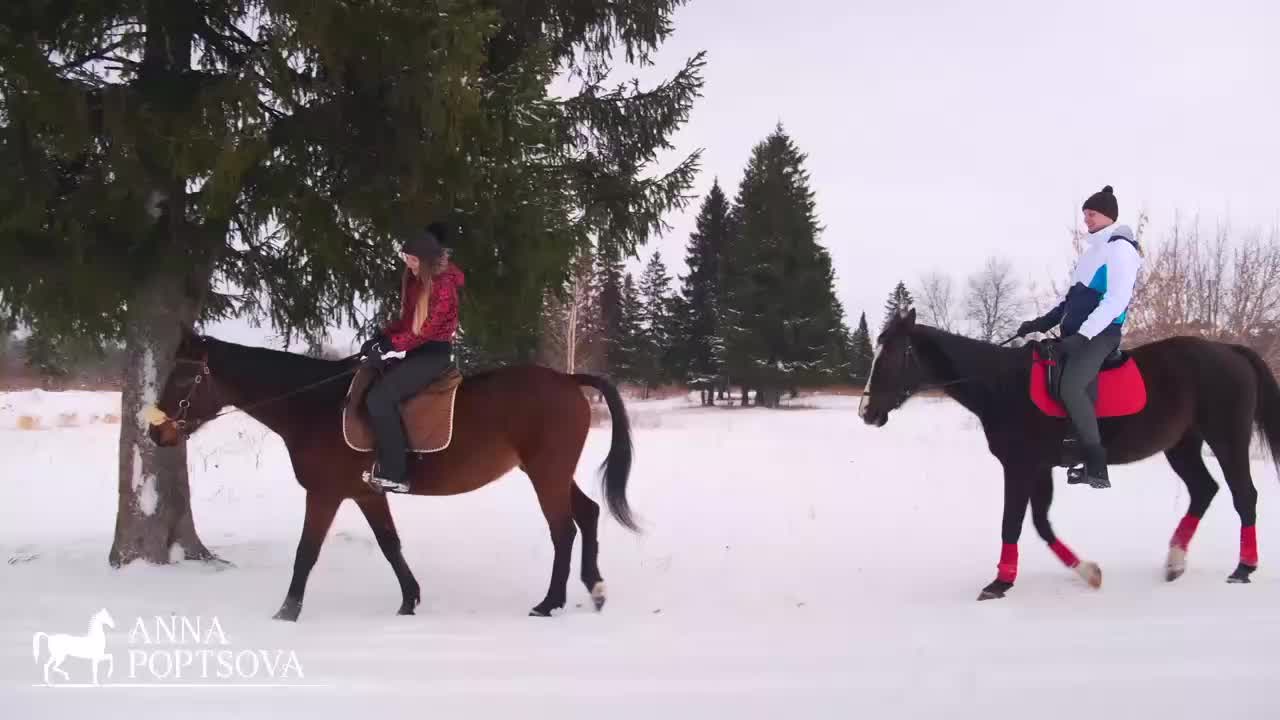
170;354;360;433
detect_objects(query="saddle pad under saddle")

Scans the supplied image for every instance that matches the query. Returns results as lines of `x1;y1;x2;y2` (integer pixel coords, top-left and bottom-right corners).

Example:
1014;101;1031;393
1029;349;1147;419
342;365;463;454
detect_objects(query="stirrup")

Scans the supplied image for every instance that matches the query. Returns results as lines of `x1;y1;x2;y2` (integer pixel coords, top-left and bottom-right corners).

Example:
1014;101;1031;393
362;467;411;494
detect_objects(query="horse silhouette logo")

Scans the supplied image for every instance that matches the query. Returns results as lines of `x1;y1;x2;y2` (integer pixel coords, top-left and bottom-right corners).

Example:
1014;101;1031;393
32;608;116;685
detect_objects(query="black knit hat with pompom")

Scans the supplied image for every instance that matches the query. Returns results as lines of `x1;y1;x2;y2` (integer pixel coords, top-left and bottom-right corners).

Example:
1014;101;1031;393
1082;185;1118;222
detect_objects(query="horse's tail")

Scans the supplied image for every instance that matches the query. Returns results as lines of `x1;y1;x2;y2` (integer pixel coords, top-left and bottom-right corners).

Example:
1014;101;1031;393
33;632;46;660
572;374;638;532
1232;345;1280;476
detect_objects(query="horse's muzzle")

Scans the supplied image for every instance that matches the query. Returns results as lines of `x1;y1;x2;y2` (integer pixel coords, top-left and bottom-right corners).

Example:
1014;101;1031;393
142;405;182;446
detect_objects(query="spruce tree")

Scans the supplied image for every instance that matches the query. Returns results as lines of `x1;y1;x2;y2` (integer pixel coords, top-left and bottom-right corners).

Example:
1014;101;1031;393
720;125;844;406
882;282;916;331
637;251;677;395
615;272;644;386
849;311;875;383
678;180;730;402
0;0;703;566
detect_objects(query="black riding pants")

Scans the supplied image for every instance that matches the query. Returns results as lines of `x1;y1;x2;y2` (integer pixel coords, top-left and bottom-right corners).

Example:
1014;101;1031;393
1059;332;1121;448
365;342;452;482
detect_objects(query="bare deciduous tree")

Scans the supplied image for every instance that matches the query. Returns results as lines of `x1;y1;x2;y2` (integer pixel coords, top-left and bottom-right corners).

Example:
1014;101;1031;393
539;249;602;373
916;271;957;332
1128;217;1280;369
964;256;1024;342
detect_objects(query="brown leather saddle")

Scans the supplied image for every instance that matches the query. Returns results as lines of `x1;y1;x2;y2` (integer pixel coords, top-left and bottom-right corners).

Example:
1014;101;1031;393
342;365;463;454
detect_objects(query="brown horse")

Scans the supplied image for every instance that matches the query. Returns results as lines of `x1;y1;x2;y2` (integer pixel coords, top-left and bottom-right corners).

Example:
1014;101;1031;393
858;309;1280;601
147;331;636;621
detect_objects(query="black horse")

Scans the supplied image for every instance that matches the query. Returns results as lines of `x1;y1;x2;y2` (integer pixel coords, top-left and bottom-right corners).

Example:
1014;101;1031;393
858;309;1280;600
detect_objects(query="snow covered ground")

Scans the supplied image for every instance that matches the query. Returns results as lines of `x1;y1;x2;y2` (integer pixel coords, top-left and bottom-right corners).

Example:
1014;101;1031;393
2;390;1279;718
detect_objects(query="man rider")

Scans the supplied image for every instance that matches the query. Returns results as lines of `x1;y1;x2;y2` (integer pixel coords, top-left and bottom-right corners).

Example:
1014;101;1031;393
1016;186;1142;489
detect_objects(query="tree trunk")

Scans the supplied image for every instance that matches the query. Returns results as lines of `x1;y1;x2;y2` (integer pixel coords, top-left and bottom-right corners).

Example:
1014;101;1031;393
109;272;215;567
740;386;750;406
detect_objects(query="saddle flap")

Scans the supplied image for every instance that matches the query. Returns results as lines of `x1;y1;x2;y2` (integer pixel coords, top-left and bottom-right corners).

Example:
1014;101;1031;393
343;365;462;454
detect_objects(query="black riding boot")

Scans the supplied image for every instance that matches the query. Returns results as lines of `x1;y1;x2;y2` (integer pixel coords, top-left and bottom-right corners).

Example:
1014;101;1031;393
1067;444;1110;489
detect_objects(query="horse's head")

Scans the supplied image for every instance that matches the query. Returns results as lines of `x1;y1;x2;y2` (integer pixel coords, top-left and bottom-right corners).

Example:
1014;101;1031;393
93;608;115;630
858;307;924;427
146;329;225;447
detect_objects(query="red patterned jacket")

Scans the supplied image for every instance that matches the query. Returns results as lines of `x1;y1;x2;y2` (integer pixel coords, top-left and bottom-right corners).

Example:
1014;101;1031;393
384;263;465;352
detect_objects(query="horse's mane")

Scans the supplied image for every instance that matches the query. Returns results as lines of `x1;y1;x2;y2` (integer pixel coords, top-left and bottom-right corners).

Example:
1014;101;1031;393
205;336;359;408
910;324;1029;415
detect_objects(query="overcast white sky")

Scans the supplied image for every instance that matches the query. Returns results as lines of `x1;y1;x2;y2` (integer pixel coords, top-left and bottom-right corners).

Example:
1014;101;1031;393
213;0;1280;348
633;0;1280;322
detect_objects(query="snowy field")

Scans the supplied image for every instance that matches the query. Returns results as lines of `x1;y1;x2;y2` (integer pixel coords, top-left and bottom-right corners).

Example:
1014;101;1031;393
2;389;1279;718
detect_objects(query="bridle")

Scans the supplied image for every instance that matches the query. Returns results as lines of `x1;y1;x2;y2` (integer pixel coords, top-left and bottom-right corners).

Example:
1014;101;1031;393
163;353;359;436
170;357;213;434
865;332;1024;415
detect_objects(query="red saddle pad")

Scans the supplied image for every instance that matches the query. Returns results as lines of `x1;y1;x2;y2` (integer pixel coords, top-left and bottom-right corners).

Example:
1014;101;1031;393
1030;350;1147;418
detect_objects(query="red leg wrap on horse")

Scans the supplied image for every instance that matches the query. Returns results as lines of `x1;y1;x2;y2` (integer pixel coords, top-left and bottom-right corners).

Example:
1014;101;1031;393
1049;539;1080;568
996;543;1018;583
1241;525;1258;567
1170;515;1200;551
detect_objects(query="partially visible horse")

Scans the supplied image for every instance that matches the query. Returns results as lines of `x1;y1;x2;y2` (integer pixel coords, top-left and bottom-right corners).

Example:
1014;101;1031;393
858;309;1280;600
147;331;636;621
33;608;115;685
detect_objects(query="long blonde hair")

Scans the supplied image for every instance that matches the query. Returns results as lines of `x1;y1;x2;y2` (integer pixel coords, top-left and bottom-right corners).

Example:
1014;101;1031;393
402;267;434;335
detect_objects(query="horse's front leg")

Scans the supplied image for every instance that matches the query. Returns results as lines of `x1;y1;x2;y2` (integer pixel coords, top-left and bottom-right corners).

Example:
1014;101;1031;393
1029;465;1102;589
274;491;343;622
978;463;1031;600
356;495;421;615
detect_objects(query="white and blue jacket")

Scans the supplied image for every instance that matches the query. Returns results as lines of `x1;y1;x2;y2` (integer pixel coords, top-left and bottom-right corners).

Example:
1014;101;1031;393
1037;223;1142;339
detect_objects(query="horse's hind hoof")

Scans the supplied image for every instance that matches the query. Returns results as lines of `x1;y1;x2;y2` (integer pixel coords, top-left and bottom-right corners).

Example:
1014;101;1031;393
977;579;1013;601
1165;568;1184;582
590;581;607;612
528;608;552;618
1227;563;1257;584
272;599;302;622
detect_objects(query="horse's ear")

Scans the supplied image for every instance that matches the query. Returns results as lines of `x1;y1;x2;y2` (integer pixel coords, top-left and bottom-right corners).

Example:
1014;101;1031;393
896;306;916;327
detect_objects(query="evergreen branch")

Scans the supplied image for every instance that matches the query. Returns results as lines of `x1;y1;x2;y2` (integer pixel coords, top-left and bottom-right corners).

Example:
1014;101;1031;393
56;38;134;71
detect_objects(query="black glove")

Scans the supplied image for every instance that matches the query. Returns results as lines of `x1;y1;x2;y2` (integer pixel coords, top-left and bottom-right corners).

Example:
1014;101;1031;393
1058;333;1088;356
360;334;387;359
1016;320;1040;338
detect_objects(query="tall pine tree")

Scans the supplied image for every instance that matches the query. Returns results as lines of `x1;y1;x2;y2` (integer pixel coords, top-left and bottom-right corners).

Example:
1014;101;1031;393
614;272;644;386
678;180;731;403
0;1;704;566
882;282;916;331
636;251;677;396
849;311;875;383
720;125;845;407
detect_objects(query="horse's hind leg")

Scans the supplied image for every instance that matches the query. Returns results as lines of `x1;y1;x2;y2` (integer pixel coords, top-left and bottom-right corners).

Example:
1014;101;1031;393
529;473;576;617
356;495;421;615
1029;466;1102;589
572;483;606;610
274;491;342;622
1205;435;1260;583
1163;434;1219;581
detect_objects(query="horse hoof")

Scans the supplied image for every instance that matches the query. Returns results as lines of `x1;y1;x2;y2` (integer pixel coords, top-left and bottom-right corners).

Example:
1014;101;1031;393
1077;561;1103;589
397;606;416;616
528;608;552;618
272;602;301;622
977;579;1013;601
1165;568;1184;582
590;581;607;612
1227;563;1256;584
